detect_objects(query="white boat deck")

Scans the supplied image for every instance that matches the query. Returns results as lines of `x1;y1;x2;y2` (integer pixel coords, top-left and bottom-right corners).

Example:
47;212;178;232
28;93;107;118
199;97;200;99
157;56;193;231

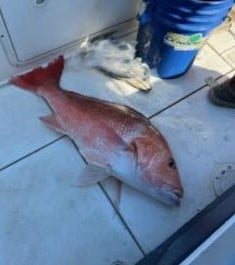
0;18;235;265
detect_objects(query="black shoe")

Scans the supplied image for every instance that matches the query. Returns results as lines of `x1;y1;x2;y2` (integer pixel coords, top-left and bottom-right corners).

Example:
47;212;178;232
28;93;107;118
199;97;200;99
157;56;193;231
208;75;235;108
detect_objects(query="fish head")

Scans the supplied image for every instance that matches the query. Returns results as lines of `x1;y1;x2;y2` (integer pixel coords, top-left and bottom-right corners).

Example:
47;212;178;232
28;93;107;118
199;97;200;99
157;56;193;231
149;151;183;207
135;130;183;206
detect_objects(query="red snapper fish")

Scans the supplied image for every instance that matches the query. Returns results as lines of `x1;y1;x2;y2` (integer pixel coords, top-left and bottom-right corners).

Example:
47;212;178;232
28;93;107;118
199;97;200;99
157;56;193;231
11;56;183;206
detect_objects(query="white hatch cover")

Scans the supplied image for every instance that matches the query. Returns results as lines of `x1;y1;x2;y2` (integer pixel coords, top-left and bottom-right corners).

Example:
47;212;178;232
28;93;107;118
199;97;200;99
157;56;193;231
0;0;140;64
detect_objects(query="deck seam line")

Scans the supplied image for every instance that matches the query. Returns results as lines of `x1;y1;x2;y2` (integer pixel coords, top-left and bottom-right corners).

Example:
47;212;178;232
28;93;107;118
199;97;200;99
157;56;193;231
0;136;64;172
148;69;234;119
99;183;146;256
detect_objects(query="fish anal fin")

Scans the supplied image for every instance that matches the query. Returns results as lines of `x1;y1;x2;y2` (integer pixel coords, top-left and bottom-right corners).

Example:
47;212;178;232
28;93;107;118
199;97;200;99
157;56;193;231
39;115;66;134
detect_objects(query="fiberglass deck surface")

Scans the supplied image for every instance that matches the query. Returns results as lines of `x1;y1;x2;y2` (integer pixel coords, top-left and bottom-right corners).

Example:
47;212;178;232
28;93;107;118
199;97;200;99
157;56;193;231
0;22;235;265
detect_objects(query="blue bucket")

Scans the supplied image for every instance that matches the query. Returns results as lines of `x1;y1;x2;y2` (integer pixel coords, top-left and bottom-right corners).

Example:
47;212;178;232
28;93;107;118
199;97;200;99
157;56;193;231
136;0;234;78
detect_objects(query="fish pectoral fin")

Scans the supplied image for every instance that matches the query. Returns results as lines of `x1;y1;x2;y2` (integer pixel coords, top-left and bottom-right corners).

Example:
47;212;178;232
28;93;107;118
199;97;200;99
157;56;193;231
77;164;110;186
39;115;66;134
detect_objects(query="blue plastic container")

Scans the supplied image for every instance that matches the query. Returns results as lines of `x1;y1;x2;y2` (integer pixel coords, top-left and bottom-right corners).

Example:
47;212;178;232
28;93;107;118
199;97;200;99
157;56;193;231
136;0;234;78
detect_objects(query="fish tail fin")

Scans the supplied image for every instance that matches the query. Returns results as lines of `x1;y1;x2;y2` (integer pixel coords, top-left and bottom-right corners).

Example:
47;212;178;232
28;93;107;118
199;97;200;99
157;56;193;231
10;56;64;95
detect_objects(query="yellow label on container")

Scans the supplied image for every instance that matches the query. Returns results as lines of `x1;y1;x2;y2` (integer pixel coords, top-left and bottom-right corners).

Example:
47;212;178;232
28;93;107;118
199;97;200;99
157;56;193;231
164;32;206;51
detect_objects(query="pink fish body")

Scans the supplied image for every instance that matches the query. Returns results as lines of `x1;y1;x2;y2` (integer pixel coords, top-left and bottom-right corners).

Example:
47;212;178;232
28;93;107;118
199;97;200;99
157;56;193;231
11;57;183;206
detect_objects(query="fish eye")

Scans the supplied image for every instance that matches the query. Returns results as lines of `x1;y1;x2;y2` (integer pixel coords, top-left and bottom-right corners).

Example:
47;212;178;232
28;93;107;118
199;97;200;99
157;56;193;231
168;158;175;168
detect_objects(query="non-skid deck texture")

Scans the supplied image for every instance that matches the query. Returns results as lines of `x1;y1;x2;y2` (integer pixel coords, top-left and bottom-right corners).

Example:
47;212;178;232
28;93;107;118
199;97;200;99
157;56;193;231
1;22;235;264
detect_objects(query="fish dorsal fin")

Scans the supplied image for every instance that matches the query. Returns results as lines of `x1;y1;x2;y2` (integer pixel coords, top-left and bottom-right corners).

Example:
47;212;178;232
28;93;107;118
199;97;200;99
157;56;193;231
103;101;149;122
64;89;150;124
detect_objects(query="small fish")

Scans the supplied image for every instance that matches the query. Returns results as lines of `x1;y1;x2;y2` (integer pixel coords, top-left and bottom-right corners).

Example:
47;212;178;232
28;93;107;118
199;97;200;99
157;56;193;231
11;56;183;206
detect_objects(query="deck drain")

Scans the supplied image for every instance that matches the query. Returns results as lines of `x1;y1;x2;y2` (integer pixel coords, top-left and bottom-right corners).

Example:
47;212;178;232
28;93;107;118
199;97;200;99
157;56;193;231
34;0;47;6
213;163;235;196
111;261;127;265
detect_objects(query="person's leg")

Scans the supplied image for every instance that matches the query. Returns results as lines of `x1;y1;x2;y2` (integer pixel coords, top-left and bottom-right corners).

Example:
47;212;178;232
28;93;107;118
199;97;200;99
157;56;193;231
208;75;235;108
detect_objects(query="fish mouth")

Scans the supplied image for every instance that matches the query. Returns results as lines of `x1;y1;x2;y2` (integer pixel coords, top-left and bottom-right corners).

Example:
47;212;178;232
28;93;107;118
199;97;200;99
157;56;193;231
162;185;184;206
171;187;183;199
